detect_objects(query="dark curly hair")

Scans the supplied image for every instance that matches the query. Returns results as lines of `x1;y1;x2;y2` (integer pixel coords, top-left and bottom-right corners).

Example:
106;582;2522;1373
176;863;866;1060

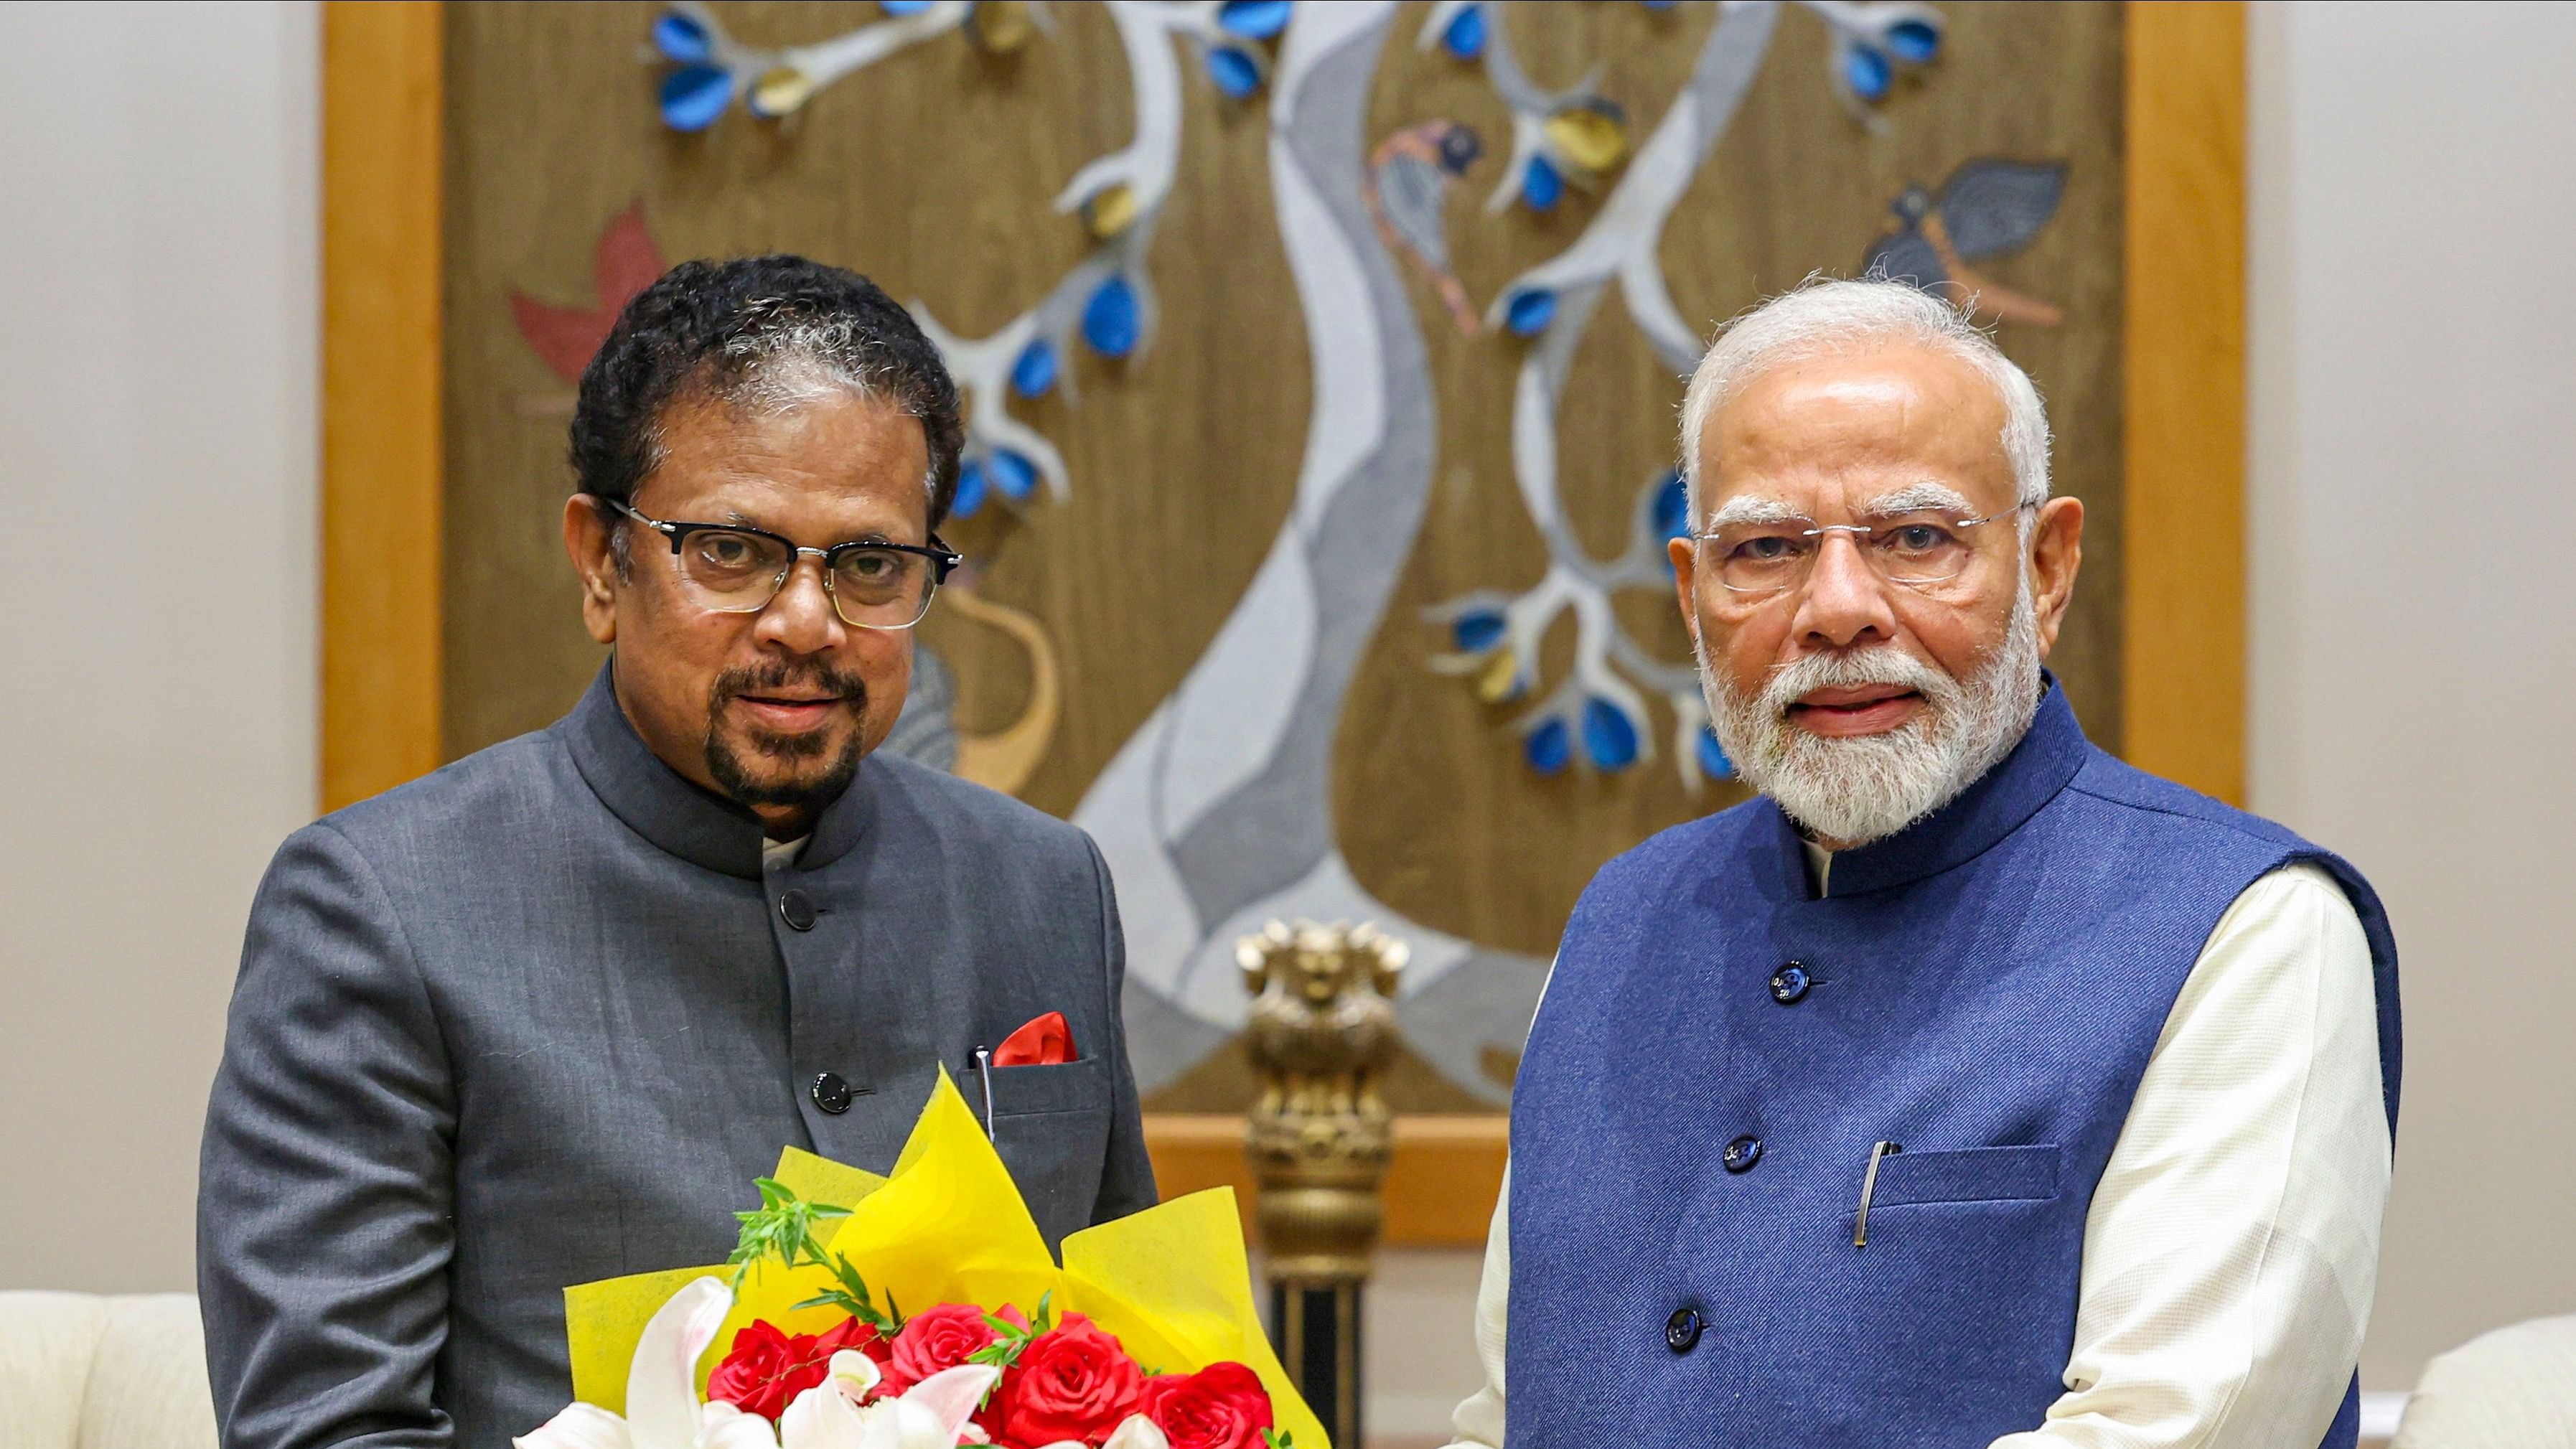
569;254;965;557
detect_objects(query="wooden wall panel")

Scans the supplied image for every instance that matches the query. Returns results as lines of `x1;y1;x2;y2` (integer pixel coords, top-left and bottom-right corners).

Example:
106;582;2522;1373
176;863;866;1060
436;1;2130;1121
2122;1;2247;804
322;0;444;811
324;1;2249;1245
1341;0;2128;982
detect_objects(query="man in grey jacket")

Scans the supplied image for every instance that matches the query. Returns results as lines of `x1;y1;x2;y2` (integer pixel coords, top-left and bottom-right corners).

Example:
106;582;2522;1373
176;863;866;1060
197;255;1158;1449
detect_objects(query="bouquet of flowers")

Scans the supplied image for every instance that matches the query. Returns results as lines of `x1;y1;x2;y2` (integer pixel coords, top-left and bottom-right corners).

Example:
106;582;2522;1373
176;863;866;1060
515;1073;1321;1449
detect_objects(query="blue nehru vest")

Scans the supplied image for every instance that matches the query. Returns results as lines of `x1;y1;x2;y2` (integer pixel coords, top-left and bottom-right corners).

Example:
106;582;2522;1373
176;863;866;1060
1507;681;2399;1448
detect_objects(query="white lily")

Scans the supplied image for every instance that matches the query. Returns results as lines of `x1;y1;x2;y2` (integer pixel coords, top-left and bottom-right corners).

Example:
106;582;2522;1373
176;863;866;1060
777;1353;998;1449
517;1277;764;1449
1031;1415;1171;1449
515;1280;1000;1449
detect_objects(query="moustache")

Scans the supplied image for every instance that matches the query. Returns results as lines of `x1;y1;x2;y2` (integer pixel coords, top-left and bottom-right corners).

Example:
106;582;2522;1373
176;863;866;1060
1757;644;1962;721
711;661;869;713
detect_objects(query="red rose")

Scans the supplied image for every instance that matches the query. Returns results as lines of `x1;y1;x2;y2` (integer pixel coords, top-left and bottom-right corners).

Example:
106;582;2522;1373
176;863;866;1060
990;1313;1143;1448
883;1303;1004;1395
1139;1363;1273;1449
707;1316;886;1421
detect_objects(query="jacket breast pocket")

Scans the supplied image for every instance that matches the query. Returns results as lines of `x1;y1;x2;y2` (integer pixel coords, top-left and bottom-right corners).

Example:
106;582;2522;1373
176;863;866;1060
982;1057;1113;1249
1868;1143;2061;1209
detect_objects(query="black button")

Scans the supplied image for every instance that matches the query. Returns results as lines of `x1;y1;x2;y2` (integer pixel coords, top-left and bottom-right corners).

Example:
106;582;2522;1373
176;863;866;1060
1722;1135;1763;1173
779;889;818;932
810;1071;853;1114
1664;1306;1704;1354
1769;962;1812;1005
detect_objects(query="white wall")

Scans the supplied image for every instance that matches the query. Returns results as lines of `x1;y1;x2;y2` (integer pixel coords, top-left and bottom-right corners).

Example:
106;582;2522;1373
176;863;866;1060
0;1;319;1293
2247;0;2576;1391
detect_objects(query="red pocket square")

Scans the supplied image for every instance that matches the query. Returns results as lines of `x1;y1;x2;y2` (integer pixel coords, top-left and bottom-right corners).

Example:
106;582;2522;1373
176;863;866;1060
992;1010;1074;1066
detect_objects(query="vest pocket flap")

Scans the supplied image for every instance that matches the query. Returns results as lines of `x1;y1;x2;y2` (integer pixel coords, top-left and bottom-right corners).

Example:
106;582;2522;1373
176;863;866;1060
980;1055;1110;1117
1868;1144;2059;1208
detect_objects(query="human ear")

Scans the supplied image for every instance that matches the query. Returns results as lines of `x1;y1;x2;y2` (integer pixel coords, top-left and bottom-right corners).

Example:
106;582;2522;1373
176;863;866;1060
1670;533;1701;642
562;494;620;646
2025;495;2084;659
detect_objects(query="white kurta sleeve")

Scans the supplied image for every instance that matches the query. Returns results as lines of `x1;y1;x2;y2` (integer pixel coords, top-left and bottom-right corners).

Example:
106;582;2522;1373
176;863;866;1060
1987;861;2393;1448
1446;1163;1512;1449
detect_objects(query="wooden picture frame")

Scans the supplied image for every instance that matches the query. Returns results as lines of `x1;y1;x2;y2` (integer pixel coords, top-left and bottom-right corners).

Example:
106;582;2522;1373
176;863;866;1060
319;0;2244;1247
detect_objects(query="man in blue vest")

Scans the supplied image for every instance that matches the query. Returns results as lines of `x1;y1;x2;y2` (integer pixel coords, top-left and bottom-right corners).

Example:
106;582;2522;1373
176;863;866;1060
1448;278;2397;1449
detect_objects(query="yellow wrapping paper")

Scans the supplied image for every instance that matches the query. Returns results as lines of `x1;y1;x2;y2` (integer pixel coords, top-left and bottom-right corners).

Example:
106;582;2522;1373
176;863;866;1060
562;1071;1326;1449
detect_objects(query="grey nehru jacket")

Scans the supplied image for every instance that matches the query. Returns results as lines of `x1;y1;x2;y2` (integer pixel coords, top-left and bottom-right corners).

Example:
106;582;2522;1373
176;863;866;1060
198;664;1157;1449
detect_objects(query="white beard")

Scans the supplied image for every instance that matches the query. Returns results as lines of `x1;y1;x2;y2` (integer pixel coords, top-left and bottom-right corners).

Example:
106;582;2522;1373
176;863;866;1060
1698;585;2043;846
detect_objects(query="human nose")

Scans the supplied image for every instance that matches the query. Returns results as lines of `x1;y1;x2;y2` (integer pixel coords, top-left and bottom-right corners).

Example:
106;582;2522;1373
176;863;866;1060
752;551;848;653
1788;530;1898;650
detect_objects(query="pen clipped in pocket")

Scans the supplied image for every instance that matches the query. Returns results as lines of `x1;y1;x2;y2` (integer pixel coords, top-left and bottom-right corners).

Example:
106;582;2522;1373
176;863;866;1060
1855;1143;2060;1247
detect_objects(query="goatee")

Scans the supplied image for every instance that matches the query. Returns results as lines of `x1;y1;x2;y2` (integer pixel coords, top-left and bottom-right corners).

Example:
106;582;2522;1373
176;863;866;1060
703;660;871;816
1699;587;2042;846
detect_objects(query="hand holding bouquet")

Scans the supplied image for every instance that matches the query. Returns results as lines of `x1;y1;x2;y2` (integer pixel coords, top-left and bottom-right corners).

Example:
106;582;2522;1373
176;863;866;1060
515;1074;1321;1449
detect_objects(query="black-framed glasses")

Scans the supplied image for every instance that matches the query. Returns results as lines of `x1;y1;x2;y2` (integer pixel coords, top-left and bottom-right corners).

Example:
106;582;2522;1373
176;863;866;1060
1691;503;2031;596
601;498;962;631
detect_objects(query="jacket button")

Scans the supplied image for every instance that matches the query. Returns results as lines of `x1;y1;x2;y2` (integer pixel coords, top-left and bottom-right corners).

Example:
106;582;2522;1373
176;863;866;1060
1664;1306;1704;1354
1769;962;1812;1004
810;1071;853;1114
1722;1135;1763;1173
779;889;818;932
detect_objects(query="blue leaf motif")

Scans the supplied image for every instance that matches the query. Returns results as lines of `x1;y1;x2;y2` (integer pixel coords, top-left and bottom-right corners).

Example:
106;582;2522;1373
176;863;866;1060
1082;275;1142;357
1525;718;1572;775
1011;339;1058;398
1452;611;1507;654
1218;0;1294;40
1886;19;1940;64
1697;727;1735;781
652;10;713;63
1442;4;1487;60
1844;43;1892;102
990;449;1038;502
1653;469;1690;541
952;459;989;520
1503;289;1558;337
660;65;737;132
1207;45;1262;99
1522;154;1563;210
1583;698;1639;770
882;0;936;14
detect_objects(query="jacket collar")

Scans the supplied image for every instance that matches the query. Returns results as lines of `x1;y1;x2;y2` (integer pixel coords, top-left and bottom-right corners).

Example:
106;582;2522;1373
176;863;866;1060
1750;672;2091;901
561;660;878;881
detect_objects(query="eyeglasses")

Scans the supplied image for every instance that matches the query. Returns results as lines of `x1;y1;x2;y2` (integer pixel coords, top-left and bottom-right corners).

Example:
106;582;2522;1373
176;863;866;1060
602;498;962;630
1691;504;2031;597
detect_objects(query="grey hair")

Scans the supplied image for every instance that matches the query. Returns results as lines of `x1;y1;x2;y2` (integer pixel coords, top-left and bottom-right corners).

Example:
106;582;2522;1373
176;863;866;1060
1677;276;2052;516
713;306;909;413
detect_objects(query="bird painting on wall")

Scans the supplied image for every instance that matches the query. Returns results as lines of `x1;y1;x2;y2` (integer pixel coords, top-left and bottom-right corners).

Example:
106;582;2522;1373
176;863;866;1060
1367;120;1486;335
1863;157;2069;326
511;203;671;384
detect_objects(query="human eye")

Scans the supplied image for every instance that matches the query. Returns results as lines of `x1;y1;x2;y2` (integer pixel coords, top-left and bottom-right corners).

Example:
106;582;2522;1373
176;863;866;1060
1728;528;1810;564
833;547;913;597
691;530;772;573
1876;520;1960;557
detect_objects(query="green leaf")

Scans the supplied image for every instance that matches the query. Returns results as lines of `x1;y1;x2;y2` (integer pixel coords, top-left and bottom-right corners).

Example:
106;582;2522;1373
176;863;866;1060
725;1178;863;1293
980;1310;1031;1341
